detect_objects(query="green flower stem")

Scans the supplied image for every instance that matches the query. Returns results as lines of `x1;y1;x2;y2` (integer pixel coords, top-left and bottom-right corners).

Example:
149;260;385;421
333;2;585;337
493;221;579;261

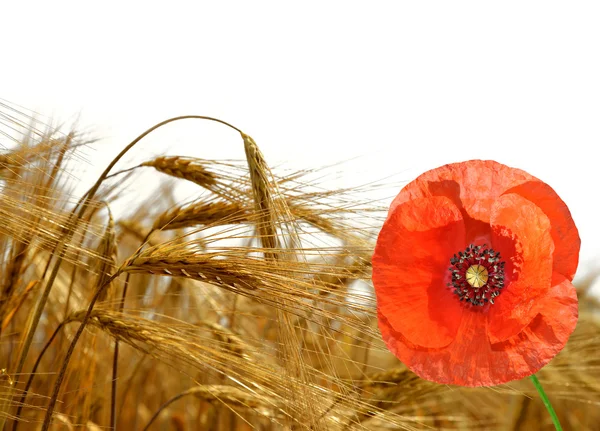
530;374;562;431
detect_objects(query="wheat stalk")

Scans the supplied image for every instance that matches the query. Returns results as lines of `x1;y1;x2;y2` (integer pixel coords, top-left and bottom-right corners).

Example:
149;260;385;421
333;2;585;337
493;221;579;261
142;384;284;430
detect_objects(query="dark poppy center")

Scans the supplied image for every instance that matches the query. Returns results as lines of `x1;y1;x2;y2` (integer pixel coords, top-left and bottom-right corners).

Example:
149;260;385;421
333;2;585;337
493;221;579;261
447;244;505;306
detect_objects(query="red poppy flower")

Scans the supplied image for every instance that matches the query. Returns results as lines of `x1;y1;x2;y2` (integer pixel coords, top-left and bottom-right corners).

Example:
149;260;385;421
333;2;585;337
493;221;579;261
372;160;579;387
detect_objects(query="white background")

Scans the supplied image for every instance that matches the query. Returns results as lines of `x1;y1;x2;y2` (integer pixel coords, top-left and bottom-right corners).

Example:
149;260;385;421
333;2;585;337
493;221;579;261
1;2;599;286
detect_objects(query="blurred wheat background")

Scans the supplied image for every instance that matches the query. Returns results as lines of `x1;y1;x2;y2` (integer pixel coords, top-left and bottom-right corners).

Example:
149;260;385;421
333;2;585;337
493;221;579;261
0;104;598;431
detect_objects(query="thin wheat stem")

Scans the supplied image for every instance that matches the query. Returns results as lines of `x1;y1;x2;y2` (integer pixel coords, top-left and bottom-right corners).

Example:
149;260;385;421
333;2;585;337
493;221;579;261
111;340;120;430
111;232;150;431
141;391;190;431
12;321;66;431
41;272;120;430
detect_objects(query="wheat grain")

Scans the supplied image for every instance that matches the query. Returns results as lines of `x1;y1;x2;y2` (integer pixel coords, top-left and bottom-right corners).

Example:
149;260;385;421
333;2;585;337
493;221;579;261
95;205;118;302
152;199;248;231
142;156;217;187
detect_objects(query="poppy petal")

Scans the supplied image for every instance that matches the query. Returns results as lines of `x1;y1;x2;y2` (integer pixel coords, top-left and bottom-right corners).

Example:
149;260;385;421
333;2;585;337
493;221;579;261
503;181;580;281
378;273;577;386
488;193;554;343
390;160;534;224
373;195;465;348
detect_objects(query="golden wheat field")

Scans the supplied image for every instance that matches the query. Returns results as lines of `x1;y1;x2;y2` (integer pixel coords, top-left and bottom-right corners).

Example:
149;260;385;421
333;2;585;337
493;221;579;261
0;108;599;431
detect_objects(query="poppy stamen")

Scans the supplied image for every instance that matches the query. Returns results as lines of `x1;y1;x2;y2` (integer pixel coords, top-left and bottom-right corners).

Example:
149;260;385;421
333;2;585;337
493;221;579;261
447;244;505;306
466;264;488;288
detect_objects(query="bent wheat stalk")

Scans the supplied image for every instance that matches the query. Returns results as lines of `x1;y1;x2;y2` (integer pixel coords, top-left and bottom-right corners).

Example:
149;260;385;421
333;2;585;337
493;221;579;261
242;132;323;430
142;385;283;431
39;116;243;431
